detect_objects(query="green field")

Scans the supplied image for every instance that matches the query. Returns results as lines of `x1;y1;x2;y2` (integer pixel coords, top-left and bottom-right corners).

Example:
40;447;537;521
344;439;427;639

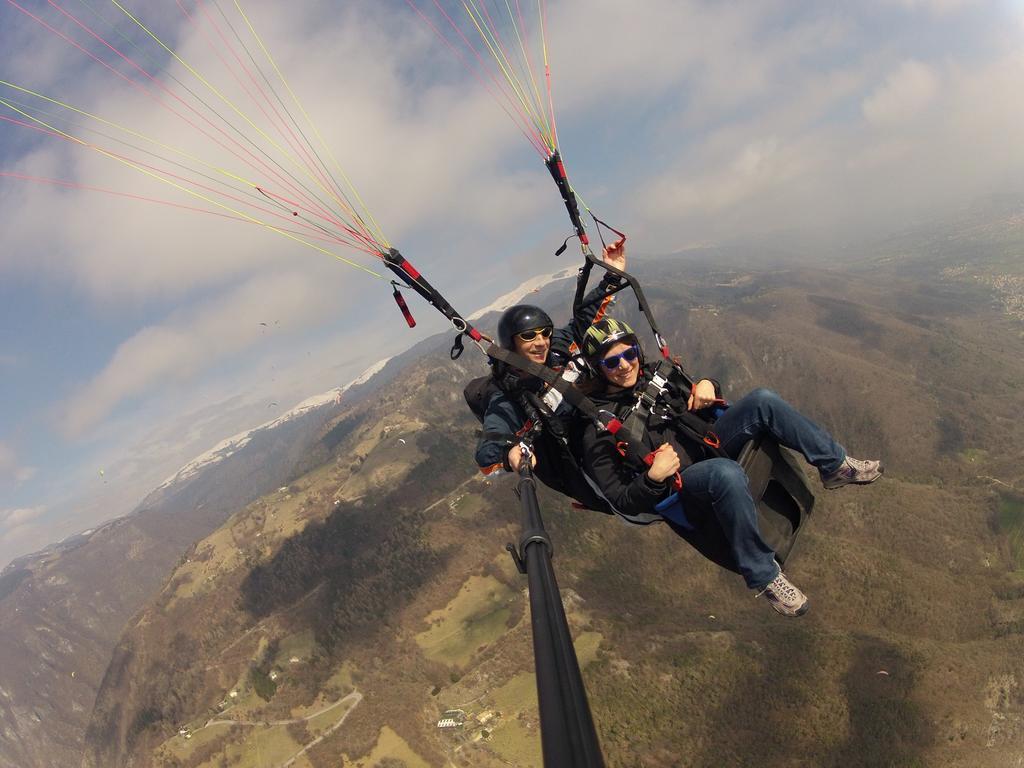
491;672;537;714
214;727;302;768
350;726;431;768
997;493;1024;570
574;631;603;668
274;629;315;665
415;575;515;666
487;719;543;768
484;672;542;766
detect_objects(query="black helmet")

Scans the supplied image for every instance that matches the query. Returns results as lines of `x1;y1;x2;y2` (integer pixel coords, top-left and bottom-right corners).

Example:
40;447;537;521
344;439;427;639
497;304;554;349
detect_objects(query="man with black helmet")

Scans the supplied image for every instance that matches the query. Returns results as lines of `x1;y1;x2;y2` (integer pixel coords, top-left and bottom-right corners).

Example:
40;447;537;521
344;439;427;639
474;239;625;481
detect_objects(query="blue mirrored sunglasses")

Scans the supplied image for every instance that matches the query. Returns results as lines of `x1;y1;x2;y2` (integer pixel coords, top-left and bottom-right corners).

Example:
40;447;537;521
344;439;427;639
598;345;640;370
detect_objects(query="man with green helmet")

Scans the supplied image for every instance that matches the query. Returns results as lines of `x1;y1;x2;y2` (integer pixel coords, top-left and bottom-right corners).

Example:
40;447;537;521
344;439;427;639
578;316;883;617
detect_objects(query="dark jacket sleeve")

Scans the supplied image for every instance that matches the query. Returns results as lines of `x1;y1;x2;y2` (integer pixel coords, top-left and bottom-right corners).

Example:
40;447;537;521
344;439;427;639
581;422;670;516
567;274;620;343
550;275;621;363
475;391;523;470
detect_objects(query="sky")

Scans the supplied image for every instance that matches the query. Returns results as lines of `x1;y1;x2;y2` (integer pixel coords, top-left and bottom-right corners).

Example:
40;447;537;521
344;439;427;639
1;0;1022;570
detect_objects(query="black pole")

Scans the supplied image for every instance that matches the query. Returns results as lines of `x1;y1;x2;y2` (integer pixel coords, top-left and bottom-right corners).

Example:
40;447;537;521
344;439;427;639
509;448;605;768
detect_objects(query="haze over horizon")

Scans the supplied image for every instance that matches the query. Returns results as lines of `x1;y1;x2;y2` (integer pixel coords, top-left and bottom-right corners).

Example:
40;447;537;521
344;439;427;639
2;0;1023;570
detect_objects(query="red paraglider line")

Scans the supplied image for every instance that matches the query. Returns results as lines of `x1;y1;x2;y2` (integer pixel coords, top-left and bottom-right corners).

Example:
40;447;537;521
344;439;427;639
0;113;370;250
427;0;548;151
16;0;348;235
178;0;346;220
405;0;547;156
255;186;384;254
0;169;376;250
538;0;558;150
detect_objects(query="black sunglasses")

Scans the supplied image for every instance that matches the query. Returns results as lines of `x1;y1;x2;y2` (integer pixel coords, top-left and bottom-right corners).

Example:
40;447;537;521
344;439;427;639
516;326;553;342
598;345;640;370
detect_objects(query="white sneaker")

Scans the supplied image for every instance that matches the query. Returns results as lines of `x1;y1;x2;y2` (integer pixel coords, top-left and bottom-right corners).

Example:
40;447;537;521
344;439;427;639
758;569;809;617
820;455;883;490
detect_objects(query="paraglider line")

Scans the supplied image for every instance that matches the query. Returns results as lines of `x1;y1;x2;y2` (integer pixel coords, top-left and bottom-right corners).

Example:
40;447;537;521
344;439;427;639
229;0;392;249
255;186;381;254
103;0;350;217
512;0;554;148
205;0;369;240
178;0;345;224
64;0;356;236
11;0;346;236
407;0;547;156
459;0;551;146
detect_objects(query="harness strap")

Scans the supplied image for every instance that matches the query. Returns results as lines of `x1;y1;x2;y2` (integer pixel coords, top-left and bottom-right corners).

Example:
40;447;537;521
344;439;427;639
478;431;516;442
485;344;652;472
383;247;482;341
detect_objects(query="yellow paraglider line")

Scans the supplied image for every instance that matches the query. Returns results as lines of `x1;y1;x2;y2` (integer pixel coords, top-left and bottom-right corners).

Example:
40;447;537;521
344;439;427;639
462;0;550;146
507;0;554;151
0;97;387;279
230;0;392;251
1;80;256;195
537;0;557;153
0;81;377;247
105;0;352;222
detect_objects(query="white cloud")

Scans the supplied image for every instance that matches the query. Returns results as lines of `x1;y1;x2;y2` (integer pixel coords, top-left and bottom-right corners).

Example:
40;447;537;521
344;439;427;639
0;442;35;487
0;442;14;475
0;0;549;305
888;0;979;13
0;505;44;534
629;27;1024;245
862;60;940;125
59;269;345;437
2;0;1022;568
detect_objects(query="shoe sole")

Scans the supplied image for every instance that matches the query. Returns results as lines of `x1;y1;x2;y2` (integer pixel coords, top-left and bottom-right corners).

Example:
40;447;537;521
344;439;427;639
769;600;809;617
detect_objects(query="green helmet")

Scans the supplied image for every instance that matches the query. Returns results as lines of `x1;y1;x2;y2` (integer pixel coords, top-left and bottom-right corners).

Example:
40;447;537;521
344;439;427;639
582;317;640;359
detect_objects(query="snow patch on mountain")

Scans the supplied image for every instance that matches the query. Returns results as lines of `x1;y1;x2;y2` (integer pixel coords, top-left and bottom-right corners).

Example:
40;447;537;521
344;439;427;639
467;269;576;320
347;356;392;389
155;357;393;491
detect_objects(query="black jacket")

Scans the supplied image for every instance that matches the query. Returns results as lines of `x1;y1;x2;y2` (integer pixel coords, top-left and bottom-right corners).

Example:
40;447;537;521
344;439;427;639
581;363;721;519
475;274;621;471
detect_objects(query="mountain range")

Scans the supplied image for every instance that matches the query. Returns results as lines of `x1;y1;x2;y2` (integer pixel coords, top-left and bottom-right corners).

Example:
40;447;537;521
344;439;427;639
2;199;1024;767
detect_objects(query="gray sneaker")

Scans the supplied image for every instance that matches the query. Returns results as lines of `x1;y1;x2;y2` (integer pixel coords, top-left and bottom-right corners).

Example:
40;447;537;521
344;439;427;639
758;570;809;617
820;456;883;489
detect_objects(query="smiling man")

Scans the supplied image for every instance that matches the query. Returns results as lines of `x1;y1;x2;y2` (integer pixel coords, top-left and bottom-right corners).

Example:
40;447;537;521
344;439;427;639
474;240;625;483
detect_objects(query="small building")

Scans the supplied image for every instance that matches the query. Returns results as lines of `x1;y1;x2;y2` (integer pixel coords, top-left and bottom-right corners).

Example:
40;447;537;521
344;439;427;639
269;671;279;681
289;656;301;664
229;690;238;699
437;709;466;729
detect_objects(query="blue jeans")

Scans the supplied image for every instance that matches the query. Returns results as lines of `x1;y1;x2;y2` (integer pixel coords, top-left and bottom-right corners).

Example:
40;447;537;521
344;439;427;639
672;388;846;589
